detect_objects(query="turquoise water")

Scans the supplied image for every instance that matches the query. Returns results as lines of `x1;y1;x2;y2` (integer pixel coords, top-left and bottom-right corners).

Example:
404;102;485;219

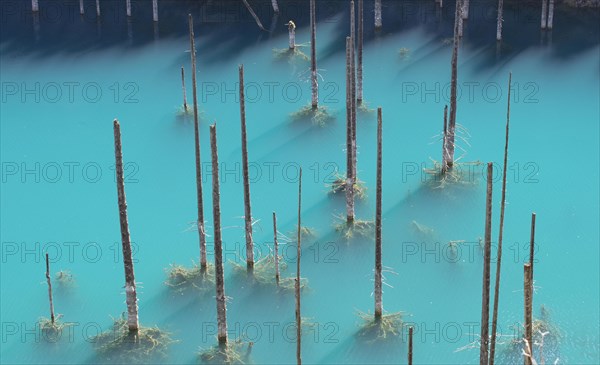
1;1;599;364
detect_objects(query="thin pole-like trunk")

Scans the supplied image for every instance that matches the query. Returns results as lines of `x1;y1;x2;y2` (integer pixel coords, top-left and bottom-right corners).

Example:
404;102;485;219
408;326;414;365
32;0;39;12
541;0;548;29
445;0;461;171
480;162;493;365
374;107;383;320
529;213;536;283
239;65;254;270
458;5;464;38
113;119;139;333
271;0;279;13
153;0;158;22
273;212;280;286
374;0;382;29
350;2;357;180
548;0;554;30
524;263;533;365
345;37;355;224
241;0;266;31
496;0;504;41
489;72;512;365
181;66;188;112
45;253;55;324
210;124;228;345
310;0;318;109
189;15;208;270
441;105;449;173
357;0;364;104
295;168;303;365
80;0;84;15
287;21;296;49
462;0;470;19
126;0;131;17
96;0;101;17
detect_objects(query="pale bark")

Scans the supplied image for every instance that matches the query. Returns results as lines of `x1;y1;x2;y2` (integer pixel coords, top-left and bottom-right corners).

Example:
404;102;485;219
496;0;504;41
374;0;382;29
529;213;536;283
126;0;131;17
541;0;548;29
32;0;39;12
310;0;318;109
80;0;84;15
96;0;101;17
287;21;296;49
548;0;554;29
153;0;158;22
272;0;279;13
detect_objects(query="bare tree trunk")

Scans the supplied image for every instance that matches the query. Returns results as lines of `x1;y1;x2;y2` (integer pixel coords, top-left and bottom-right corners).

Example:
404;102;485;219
345;37;355;224
32;0;39;12
374;0;382;29
496;0;504;41
239;65;254;270
489;72;512;365
210;124;228;345
445;0;461;171
480;162;493;365
189;15;208;270
374;107;383;320
350;2;357;180
126;0;131;17
458;5;464;38
153;0;158;22
462;0;470;19
295;168;303;365
273;212;280;286
287;21;296;49
441;105;449;173
524;263;533;365
113;119;139;333
310;0;318;109
271;0;279;13
181;66;188;112
96;0;100;17
79;0;84;15
547;0;554;30
408;326;414;365
241;0;266;30
541;0;548;29
529;213;536;283
45;253;55;324
357;0;364;104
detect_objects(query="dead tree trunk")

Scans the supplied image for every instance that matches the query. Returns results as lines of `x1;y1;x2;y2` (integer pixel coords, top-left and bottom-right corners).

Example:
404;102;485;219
113;119;139;333
273;212;280;286
189;14;208;270
480;162;493;365
374;107;383;320
374;0;382;29
181;66;188;112
210;124;228;345
345;37;355;224
529;213;536;283
541;0;548;29
295;168;303;365
287;21;296;49
524;263;533;365
79;0;84;15
357;0;364;104
548;0;554;29
489;72;512;365
271;0;279;13
45;253;55;324
32;0;39;12
408;326;414;365
126;0;131;17
153;0;158;22
441;105;449;173
496;0;504;41
350;2;357;180
462;0;470;19
239;64;254;270
310;0;318;109
96;0;100;16
445;0;461;171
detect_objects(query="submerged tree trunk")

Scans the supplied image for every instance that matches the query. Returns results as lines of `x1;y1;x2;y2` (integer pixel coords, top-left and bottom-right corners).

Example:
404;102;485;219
524;263;533;365
462;0;470;19
374;0;382;29
295;169;303;365
96;0;100;16
310;0;318;109
189;15;208;270
408;326;414;365
239;65;254;270
489;73;512;365
345;37;355;224
374;107;383;320
210;124;228;345
32;0;39;12
271;0;279;13
496;0;504;41
45;253;55;324
445;0;461;171
480;162;493;365
441;105;449;173
548;0;554;29
126;0;131;17
273;212;280;286
79;0;84;14
153;0;158;22
357;0;364;104
287;21;296;49
113;119;139;333
541;0;548;29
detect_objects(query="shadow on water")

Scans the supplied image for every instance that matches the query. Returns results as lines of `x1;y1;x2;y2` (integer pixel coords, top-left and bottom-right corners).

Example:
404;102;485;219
1;0;597;68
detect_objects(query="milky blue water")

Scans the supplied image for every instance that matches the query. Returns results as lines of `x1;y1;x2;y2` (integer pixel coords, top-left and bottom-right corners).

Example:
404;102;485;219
1;1;598;364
